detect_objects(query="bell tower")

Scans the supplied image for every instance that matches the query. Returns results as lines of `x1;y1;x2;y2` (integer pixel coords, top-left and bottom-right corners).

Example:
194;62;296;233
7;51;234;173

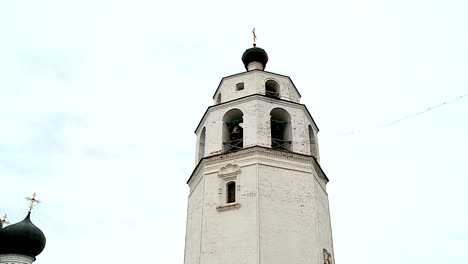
184;43;334;264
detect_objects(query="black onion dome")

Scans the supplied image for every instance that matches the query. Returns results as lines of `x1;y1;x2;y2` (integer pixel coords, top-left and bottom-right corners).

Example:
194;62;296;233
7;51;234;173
0;213;46;257
241;47;269;70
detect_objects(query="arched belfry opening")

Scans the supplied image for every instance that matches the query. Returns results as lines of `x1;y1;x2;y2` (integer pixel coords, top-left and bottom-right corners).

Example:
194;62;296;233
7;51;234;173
265;80;280;99
270;108;292;151
222;109;244;153
308;125;317;158
198;127;206;161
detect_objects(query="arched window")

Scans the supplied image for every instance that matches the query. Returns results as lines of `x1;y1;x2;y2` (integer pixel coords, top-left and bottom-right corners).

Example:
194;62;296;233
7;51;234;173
308;125;317;158
222;109;244;153
226;181;236;203
216;93;222;104
270;108;292;151
198;127;206;161
265;80;280;99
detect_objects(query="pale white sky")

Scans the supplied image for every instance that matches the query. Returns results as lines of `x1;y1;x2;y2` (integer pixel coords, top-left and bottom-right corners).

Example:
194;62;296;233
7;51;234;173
1;0;467;263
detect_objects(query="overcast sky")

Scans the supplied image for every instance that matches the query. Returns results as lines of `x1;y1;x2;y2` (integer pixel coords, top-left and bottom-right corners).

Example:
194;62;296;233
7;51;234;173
1;0;467;263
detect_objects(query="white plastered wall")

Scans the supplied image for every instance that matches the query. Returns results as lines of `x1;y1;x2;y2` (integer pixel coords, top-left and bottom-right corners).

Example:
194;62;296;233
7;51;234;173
185;148;333;264
184;170;205;264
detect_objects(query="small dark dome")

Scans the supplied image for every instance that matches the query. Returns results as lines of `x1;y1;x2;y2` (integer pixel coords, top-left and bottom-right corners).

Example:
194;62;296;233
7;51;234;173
241;47;269;70
0;213;46;258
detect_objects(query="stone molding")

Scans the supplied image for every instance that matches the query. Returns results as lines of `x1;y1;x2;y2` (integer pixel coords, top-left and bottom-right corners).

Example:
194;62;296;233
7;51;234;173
188;146;328;184
217;163;240;179
206;146;313;166
216;202;241;212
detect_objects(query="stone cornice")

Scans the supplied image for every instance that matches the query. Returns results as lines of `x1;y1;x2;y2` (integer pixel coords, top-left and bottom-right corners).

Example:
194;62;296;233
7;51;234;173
187;165;205;193
187;146;329;185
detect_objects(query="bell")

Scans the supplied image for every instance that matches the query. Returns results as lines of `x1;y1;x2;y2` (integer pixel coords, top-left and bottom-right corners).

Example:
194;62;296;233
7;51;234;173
231;125;241;135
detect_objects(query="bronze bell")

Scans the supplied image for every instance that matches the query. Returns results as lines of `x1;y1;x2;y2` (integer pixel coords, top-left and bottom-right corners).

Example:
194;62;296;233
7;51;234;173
231;125;242;135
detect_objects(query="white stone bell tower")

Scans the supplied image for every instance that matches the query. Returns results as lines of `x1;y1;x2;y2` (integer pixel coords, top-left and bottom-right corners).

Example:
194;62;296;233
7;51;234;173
184;44;335;264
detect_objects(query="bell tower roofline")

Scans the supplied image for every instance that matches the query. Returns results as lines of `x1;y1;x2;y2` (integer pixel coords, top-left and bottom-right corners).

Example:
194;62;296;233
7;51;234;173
211;70;302;100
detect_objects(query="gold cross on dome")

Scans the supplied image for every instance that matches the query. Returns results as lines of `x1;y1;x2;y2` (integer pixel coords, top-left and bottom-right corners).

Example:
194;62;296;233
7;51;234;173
1;214;10;225
26;193;41;213
252;27;257;47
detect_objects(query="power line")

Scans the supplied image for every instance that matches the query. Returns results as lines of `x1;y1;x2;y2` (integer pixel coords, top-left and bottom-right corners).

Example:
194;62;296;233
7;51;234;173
377;94;468;128
319;93;468;142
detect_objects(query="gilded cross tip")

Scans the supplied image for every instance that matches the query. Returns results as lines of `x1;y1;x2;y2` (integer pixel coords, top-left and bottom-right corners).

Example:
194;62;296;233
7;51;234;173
252;27;257;47
26;192;41;213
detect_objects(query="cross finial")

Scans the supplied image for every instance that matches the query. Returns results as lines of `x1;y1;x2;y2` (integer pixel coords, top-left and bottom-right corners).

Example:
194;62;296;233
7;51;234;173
26;193;41;213
1;214;10;226
252;27;257;47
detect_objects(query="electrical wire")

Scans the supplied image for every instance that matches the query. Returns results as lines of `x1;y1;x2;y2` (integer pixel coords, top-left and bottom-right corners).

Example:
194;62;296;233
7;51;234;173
319;93;468;143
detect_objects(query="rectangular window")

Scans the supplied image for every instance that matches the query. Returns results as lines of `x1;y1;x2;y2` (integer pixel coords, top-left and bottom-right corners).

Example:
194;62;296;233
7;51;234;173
227;181;236;203
236;82;244;91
